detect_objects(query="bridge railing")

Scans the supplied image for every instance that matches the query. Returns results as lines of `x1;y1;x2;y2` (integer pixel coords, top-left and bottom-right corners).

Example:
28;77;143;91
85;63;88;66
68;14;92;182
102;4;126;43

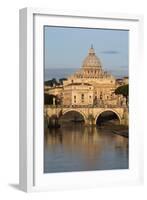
44;104;127;109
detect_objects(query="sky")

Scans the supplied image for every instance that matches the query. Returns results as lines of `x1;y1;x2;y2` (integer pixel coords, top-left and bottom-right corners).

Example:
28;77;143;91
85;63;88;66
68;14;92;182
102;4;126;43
44;26;129;78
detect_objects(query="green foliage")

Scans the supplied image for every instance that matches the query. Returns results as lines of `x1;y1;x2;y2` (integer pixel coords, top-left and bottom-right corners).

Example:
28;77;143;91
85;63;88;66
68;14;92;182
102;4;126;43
44;78;57;87
115;84;129;98
44;94;57;105
59;78;67;85
45;78;67;86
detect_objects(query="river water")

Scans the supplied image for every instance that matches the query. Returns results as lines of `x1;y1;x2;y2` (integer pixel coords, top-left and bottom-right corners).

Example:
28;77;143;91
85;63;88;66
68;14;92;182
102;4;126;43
44;123;128;173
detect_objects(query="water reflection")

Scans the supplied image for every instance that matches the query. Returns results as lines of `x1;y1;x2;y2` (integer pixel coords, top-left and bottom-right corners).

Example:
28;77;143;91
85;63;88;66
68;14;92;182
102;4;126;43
44;123;128;173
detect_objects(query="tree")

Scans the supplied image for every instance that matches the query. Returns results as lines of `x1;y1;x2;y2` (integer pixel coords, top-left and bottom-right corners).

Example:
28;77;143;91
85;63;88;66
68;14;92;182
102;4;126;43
44;94;57;105
44;78;67;87
59;78;67;85
44;78;58;87
115;84;129;99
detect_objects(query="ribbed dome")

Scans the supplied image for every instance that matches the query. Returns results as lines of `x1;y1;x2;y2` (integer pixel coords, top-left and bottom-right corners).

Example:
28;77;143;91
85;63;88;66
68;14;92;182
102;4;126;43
82;46;102;68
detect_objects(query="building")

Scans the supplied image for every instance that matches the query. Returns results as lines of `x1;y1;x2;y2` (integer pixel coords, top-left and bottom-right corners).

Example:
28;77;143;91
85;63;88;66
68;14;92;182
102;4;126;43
46;45;127;107
116;77;129;87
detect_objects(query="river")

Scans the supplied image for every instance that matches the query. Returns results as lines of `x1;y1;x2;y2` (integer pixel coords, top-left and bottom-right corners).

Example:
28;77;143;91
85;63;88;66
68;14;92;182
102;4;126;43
44;122;128;173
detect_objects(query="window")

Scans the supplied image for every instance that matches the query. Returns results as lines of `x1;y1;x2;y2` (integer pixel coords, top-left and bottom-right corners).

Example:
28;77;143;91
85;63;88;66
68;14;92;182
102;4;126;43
81;94;84;103
100;92;102;99
74;95;76;103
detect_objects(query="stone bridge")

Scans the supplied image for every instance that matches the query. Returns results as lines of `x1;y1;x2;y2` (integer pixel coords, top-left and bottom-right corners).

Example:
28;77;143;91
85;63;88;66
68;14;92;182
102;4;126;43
44;105;128;125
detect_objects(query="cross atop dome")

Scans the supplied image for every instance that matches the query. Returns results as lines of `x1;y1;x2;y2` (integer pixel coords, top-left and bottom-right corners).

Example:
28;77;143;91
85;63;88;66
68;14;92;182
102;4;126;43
89;44;95;55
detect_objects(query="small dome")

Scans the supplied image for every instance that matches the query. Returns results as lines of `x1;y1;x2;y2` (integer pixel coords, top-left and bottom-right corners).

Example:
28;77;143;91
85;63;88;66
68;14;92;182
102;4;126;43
82;46;102;68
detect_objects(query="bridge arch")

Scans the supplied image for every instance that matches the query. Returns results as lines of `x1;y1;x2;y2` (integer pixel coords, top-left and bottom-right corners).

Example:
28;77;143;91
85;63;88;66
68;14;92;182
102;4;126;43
61;109;87;123
94;109;121;125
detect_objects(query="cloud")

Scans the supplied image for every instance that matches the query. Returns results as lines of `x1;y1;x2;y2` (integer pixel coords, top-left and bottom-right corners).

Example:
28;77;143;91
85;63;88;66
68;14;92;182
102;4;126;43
100;50;119;54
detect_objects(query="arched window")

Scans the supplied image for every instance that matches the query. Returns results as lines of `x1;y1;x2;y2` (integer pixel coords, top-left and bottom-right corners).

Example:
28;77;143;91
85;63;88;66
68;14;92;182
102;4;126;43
100;92;103;99
81;94;84;103
74;95;76;103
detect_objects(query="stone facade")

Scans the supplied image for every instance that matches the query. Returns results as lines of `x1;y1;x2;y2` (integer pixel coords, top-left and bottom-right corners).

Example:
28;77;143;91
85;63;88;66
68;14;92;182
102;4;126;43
45;46;127;108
